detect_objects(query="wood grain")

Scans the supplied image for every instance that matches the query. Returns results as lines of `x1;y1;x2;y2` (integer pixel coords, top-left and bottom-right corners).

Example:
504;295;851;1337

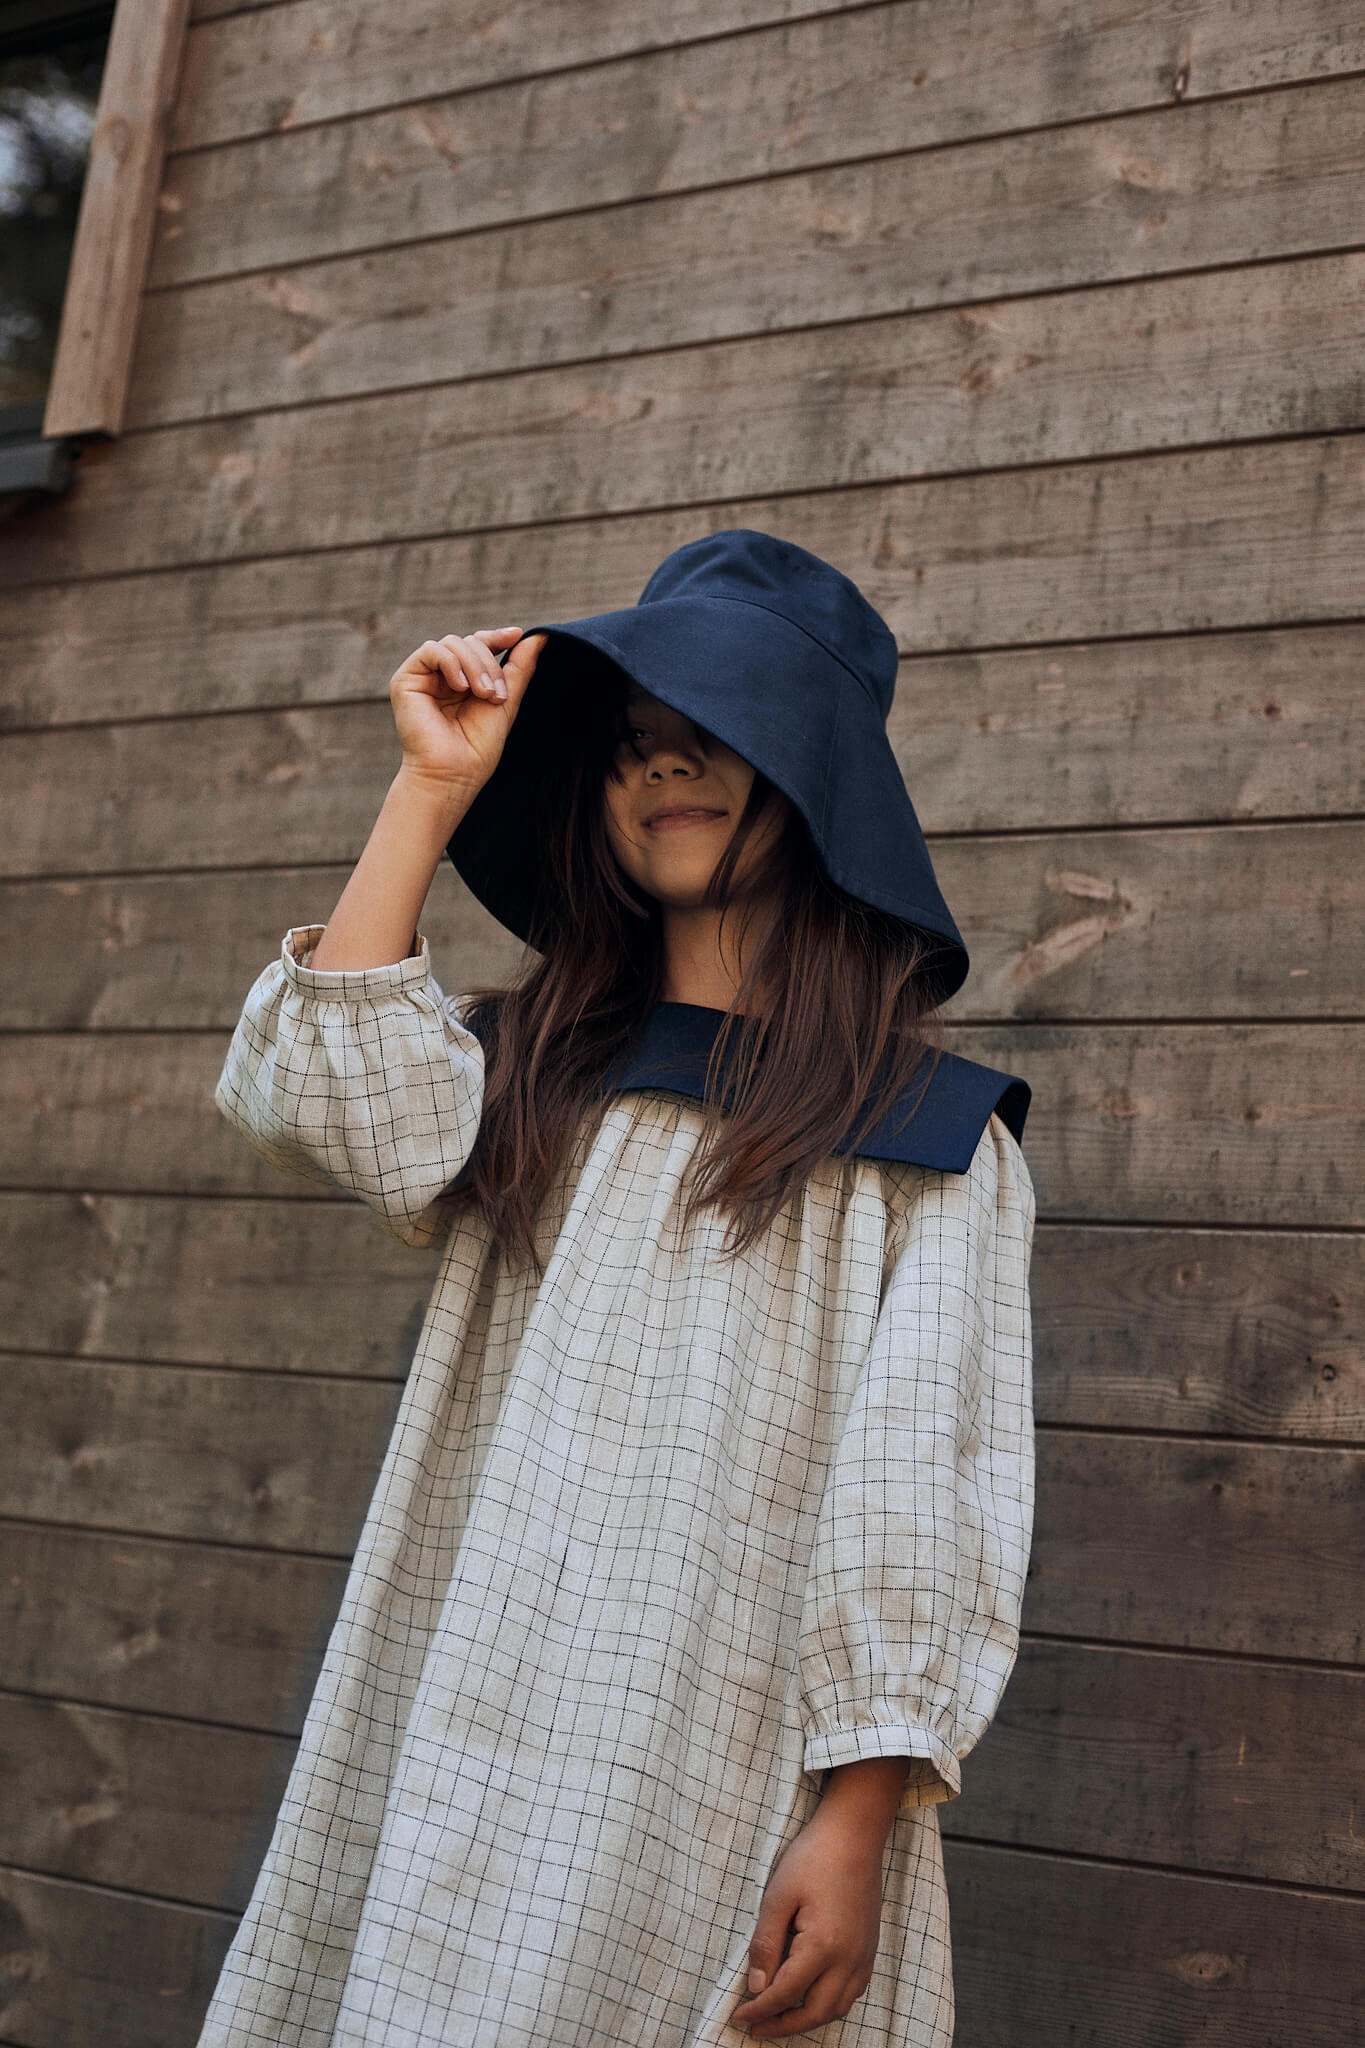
175;0;873;146
0;1691;292;1910
6;432;1365;663
978;1020;1365;1227
4;515;1362;819
945;1639;1365;1889
0;1863;233;2048
0;1519;345;1733
1027;1433;1365;1662
5;1022;1362;1226
0;1355;401;1552
130;81;1365;429
114;253;1365;546
41;0;192;438
1031;1226;1364;1441
944;1842;1365;2048
2;815;1360;1023
153;1;1365;285
3;1194;1357;1441
0;1190;438;1375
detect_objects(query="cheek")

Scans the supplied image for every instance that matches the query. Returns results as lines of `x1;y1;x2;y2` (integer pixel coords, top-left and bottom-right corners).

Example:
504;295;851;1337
602;777;642;862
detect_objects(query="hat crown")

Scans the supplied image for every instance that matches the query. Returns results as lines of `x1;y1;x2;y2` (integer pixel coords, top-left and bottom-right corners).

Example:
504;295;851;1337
637;528;899;719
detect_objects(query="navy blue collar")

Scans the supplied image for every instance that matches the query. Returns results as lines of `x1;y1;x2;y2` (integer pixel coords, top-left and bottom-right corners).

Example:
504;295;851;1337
600;1002;1030;1174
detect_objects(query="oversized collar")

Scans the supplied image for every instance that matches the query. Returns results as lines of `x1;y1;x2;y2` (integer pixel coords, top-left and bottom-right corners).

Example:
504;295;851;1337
600;1002;1030;1174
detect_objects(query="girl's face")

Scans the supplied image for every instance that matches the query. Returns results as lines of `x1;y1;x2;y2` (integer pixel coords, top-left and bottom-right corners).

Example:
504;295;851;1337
602;688;785;910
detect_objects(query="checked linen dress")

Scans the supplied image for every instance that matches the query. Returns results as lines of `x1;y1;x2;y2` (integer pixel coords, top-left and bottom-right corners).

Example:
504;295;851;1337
197;924;1036;2048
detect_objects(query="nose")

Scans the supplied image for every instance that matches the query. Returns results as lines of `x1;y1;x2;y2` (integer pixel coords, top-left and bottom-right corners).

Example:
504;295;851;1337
642;727;704;782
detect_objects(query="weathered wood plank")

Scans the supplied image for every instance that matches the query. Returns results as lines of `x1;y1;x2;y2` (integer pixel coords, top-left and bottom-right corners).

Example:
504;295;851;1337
977;1020;1365;1227
1;1642;1356;1915
42;0;192;439
0;1864;233;2048
0;1356;401;1552
2;815;1360;1026
0;1520;345;1733
173;0;1365;155
0;1031;305;1200
944;1843;1365;2048
0;1691;292;1911
100;254;1365;566
4;490;1362;821
0;862;526;1013
4;1193;1358;1441
127;79;1365;432
5;1024;1362;1226
1032;1227;1364;1442
176;0;873;145
946;1641;1365;1889
0;1192;438;1378
154;1;1365;285
1027;1434;1365;1663
6;426;1365;680
943;821;1365;1022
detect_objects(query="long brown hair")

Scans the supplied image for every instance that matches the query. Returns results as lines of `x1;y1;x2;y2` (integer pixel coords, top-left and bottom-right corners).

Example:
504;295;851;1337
445;673;947;1267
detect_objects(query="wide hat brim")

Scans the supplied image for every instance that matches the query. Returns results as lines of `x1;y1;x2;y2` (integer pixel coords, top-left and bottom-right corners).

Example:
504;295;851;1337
446;595;970;1004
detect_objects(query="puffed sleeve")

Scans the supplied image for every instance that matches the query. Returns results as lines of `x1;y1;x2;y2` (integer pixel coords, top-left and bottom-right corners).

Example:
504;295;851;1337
797;1110;1036;1811
213;923;486;1249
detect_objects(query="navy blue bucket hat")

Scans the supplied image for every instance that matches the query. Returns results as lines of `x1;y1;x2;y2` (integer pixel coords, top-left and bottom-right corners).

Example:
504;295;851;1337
446;528;970;1004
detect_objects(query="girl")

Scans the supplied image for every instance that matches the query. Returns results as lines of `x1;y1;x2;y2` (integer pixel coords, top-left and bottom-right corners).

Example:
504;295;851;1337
198;529;1036;2048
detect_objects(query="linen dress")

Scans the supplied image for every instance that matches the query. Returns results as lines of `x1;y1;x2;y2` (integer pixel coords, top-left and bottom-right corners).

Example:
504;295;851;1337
197;924;1036;2048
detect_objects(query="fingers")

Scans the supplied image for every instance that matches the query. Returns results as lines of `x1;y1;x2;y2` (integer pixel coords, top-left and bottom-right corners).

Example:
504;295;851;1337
743;1881;792;2001
733;1927;874;2038
395;632;518;706
733;1936;823;2032
739;1960;867;2038
499;628;546;711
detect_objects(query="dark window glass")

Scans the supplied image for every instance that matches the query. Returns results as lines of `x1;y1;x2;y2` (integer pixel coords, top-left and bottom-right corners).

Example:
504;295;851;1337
0;4;114;408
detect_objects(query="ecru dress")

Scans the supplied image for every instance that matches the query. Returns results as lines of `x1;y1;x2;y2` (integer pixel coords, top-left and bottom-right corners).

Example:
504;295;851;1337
197;925;1036;2048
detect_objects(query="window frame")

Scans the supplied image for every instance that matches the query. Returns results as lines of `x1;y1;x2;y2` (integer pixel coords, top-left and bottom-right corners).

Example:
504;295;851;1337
0;0;190;493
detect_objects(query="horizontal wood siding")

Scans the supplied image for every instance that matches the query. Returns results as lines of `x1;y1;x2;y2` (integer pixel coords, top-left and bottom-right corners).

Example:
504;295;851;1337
1;0;1361;2039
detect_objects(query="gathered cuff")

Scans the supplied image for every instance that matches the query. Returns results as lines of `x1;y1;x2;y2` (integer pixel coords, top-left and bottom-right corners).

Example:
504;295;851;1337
802;1714;961;1810
281;923;432;996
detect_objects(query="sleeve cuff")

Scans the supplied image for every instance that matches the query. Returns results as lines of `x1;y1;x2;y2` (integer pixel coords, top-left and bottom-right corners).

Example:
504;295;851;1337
281;923;433;995
802;1720;962;1808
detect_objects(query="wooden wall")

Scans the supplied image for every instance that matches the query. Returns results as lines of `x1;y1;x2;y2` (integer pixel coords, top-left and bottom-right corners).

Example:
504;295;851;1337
2;1;1363;2039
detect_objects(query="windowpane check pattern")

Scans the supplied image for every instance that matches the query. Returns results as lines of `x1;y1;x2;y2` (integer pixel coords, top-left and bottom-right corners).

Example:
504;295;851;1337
199;925;1036;2048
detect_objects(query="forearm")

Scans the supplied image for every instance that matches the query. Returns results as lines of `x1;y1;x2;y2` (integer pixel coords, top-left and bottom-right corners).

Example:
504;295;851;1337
309;767;474;971
817;1756;911;1847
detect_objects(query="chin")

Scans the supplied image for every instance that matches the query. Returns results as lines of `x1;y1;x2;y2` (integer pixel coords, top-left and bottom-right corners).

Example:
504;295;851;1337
640;871;717;910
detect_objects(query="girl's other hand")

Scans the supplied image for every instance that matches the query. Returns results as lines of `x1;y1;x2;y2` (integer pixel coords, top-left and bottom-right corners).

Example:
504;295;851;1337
389;627;545;802
730;1804;886;2038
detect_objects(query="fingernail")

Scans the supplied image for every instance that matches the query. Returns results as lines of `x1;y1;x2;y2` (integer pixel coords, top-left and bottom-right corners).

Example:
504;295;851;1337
748;1968;767;1994
492;677;507;700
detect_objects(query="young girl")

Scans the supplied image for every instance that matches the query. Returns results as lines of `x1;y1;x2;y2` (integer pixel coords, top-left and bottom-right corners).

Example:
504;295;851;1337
198;529;1035;2048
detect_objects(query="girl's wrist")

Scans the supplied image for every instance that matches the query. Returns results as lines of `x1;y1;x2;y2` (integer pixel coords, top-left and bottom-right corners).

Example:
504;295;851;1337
389;763;480;843
814;1756;911;1848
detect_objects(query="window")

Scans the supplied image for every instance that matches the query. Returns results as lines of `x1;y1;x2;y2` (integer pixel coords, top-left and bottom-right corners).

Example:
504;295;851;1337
0;0;190;503
0;1;113;493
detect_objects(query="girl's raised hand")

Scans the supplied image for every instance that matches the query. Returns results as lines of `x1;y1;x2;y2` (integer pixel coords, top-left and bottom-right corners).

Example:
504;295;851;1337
389;627;545;802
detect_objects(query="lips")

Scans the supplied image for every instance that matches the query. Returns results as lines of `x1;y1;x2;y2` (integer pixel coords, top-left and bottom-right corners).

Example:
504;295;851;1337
646;806;727;832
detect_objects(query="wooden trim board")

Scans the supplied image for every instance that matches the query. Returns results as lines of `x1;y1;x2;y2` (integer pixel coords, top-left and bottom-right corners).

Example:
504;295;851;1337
42;0;192;437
